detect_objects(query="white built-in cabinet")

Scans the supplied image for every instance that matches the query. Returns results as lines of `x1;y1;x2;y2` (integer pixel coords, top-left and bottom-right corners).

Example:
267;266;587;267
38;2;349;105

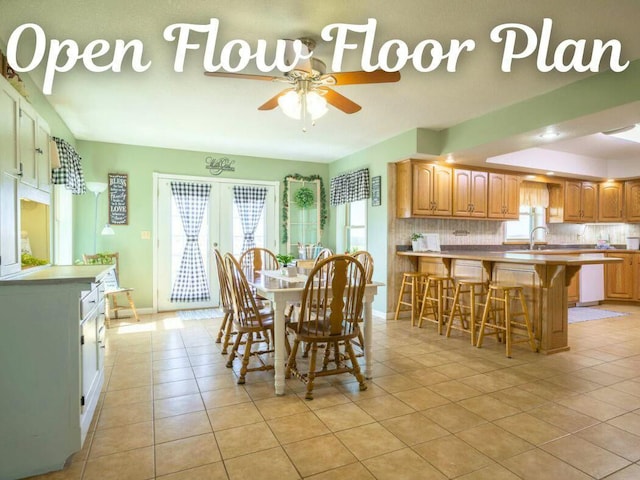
0;266;109;480
0;75;52;277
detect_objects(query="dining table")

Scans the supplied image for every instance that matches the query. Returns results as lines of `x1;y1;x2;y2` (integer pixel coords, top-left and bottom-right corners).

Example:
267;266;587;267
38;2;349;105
247;269;383;396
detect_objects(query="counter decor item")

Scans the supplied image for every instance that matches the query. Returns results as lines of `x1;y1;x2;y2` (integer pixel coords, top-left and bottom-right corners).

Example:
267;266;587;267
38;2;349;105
411;233;422;251
276;254;296;276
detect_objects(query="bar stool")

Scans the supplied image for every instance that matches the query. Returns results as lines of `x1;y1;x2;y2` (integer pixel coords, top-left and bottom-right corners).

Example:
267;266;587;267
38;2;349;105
394;272;429;326
476;283;538;357
418;275;455;334
446;278;487;345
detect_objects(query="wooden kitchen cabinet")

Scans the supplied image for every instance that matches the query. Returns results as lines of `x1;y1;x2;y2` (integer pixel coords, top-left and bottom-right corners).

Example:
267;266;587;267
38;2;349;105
487;173;520;219
598;181;624;222
452;169;488;217
564;180;597;222
605;252;635;300
396;160;452;217
625;180;640;222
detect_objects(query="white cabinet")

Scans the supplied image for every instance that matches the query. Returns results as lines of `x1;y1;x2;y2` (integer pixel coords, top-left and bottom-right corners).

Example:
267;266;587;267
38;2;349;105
0;75;52;277
0;266;109;480
0;171;20;276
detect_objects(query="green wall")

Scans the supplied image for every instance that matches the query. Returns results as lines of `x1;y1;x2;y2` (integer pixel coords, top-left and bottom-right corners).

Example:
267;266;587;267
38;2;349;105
75;141;329;309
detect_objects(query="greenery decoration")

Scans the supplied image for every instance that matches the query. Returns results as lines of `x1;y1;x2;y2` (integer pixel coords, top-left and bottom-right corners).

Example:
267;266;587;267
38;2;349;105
282;174;327;243
82;252;116;265
21;253;48;267
293;187;315;209
411;233;423;241
276;254;295;266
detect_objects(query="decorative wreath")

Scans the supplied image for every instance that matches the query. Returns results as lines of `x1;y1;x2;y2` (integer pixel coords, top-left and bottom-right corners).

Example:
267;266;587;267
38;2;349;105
294;187;315;209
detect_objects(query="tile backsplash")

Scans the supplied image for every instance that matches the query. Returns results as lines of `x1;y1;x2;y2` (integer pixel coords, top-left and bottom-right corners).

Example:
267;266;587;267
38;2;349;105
393;218;640;247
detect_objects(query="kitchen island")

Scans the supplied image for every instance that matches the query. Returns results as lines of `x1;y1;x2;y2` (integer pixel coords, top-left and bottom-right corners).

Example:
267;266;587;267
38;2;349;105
0;265;112;480
397;250;621;354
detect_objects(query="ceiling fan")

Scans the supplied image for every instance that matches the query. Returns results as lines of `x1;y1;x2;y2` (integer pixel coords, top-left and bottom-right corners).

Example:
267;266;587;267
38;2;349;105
204;38;401;129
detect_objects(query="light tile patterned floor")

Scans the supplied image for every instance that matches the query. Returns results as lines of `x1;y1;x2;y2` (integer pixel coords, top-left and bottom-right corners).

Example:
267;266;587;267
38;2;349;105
26;304;640;479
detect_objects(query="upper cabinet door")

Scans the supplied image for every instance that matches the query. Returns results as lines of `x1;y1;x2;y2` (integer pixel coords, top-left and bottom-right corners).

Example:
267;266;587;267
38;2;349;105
487;173;506;218
581;182;597;222
18;101;38;188
626;180;640;223
598;182;624;222
36;121;51;193
412;162;435;215
564;181;583;222
502;174;521;219
452;169;472;217
469;171;488;218
431;165;452;216
0;77;20;174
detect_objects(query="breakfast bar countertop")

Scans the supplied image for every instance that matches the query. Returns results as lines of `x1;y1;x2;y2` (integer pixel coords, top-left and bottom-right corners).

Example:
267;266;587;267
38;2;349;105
397;250;623;266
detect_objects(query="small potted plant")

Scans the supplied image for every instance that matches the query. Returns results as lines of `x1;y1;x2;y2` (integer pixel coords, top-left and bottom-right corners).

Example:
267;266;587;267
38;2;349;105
276;254;297;277
411;233;423;251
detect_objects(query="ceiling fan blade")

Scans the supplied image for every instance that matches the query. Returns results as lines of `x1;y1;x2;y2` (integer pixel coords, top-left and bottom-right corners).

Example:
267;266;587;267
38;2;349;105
258;88;294;111
323;70;401;85
322;88;361;114
204;71;281;82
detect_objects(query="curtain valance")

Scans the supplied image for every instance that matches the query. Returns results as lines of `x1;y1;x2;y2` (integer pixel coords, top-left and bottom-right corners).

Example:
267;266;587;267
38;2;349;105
520;181;550;208
330;168;370;206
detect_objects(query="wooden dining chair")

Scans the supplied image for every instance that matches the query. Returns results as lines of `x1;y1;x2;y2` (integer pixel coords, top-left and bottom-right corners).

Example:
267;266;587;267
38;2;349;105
224;253;275;384
213;249;235;354
239;247;279;273
350;250;374;352
83;252;139;328
285;254;367;400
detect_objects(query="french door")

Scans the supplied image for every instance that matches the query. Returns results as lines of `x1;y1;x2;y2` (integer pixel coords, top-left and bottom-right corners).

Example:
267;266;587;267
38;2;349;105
154;174;278;312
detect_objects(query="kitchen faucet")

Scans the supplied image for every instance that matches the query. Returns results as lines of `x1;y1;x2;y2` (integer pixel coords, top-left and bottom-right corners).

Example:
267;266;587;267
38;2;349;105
530;226;548;250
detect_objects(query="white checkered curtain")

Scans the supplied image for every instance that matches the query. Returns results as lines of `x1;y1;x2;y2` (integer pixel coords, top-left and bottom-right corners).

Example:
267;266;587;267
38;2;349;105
51;137;86;194
330;168;370;206
233;185;268;258
169;182;211;302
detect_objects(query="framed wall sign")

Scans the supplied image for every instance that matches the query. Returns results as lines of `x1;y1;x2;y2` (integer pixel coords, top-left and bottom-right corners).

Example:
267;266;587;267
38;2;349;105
371;175;382;207
108;173;128;225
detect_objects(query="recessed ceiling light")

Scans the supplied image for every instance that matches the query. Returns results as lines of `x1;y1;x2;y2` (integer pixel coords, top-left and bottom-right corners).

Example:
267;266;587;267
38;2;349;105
546;171;555;176
607;178;615;182
539;131;559;139
445;155;455;163
525;175;536;179
604;124;640;144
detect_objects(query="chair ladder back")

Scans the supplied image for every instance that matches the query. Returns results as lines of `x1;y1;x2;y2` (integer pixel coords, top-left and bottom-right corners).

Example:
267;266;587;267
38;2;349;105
352;250;374;283
239;247;278;273
214;249;233;311
224;253;265;329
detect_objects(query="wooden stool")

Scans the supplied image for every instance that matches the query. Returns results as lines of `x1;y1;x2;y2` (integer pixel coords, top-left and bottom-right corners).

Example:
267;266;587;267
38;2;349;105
476;283;538;357
418;275;454;334
394;272;428;326
446;278;487;345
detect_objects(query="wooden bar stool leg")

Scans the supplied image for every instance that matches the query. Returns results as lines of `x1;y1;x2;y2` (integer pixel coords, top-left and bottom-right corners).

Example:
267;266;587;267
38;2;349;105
476;291;491;348
504;290;512;358
393;276;407;321
518;289;538;352
411;276;418;327
469;284;477;345
445;283;462;338
436;280;443;335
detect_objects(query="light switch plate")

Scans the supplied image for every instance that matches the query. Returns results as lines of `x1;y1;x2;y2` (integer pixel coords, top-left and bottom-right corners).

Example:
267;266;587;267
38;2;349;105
141;231;151;240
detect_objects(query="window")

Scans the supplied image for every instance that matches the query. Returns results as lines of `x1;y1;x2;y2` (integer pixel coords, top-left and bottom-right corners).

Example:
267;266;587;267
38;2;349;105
344;199;367;252
505;206;546;242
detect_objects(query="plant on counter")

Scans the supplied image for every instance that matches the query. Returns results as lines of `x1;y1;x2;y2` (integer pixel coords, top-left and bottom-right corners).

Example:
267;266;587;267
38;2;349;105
82;252;116;265
21;253;48;267
411;233;423;241
411;233;423;252
275;254;295;267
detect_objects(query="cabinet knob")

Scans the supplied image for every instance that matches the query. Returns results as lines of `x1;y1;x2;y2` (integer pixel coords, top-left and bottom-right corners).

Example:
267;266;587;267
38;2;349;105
35;147;43;154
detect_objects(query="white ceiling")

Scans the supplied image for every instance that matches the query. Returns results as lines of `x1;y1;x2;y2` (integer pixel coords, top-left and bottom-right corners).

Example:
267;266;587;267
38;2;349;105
2;0;640;167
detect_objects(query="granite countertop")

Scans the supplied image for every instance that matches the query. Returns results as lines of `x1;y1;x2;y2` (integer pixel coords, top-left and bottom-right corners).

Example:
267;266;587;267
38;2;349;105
397;250;623;266
0;265;114;286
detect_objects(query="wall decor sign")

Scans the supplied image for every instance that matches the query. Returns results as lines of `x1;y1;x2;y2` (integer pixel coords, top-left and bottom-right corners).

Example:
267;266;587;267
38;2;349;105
371;175;382;207
108;173;128;225
205;156;235;175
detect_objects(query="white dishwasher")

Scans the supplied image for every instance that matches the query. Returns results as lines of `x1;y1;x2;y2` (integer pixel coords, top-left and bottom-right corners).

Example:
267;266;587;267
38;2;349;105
578;254;605;306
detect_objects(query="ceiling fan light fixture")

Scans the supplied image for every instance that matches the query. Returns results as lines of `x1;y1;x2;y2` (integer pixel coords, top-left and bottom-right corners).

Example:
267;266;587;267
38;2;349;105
277;90;328;121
